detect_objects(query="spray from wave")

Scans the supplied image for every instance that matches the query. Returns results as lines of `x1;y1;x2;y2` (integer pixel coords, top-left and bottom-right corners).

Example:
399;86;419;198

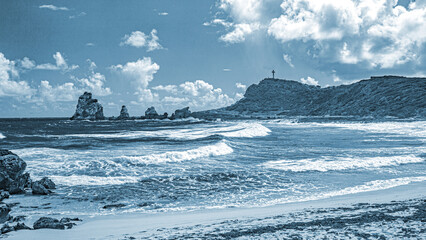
0;133;5;139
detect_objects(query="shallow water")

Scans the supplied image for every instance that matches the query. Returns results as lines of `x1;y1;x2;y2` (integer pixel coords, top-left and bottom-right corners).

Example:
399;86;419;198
0;118;425;219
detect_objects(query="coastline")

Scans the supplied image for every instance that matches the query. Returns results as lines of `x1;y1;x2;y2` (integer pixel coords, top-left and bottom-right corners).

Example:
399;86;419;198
6;181;425;239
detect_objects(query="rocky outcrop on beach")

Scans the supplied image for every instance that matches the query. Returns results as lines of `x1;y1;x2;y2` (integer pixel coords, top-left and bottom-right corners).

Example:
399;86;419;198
0;150;79;234
196;76;426;119
170;107;191;119
70;92;105;120
33;217;80;230
0;150;31;194
31;177;55;195
117;105;130;119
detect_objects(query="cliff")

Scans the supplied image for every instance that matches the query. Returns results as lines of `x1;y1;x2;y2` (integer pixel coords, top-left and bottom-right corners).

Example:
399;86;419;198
70;92;105;120
196;76;426;119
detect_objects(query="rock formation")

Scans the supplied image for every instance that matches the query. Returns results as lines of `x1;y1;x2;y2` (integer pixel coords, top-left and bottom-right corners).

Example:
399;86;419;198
0;150;30;194
70;92;105;120
145;106;159;119
31;177;55;195
117;105;130;119
194;76;426;119
33;217;79;230
170;107;191;119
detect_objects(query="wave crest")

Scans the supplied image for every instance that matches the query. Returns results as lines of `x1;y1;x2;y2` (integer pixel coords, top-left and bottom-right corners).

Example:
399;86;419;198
263;155;425;172
121;141;233;164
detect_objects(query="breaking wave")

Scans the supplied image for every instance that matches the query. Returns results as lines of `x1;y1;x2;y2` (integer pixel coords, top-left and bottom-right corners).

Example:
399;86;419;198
50;175;140;186
121;141;233;164
263;155;425;172
263;176;426;207
0;133;5;139
57;123;271;140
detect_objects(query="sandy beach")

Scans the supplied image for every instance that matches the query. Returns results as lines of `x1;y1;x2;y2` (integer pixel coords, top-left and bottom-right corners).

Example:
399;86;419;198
5;181;425;239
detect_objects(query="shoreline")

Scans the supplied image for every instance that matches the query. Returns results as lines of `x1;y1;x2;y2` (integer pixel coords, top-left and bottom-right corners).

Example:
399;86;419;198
6;181;425;239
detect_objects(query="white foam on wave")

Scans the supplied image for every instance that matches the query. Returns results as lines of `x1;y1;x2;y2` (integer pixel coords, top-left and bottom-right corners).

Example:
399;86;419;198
0;133;5;139
263;154;425;172
263;176;426;206
268;120;426;140
59;122;271;140
49;175;140;186
121;141;233;164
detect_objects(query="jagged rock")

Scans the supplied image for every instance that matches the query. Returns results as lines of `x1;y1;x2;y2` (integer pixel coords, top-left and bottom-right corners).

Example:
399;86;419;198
103;203;126;209
31;182;51;195
0;150;30;194
70;92;105;120
12;222;31;231
37;177;56;190
1;223;14;234
33;217;80;230
145;107;159;119
117;105;130;119
171;107;191;119
0;191;9;202
196;76;426;118
0;203;11;224
33;217;65;230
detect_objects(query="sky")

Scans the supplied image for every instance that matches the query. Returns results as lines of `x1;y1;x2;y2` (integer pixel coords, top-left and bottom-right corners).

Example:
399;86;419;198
0;0;425;117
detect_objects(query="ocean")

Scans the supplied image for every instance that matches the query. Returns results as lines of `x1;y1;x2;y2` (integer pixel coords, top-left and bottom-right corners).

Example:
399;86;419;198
0;117;425;222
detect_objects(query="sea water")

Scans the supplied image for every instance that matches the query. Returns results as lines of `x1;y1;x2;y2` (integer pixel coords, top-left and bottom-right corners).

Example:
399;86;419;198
0;118;425;219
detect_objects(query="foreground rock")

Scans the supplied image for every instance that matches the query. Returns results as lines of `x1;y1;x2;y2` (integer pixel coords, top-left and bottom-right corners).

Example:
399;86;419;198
117;105;130;119
0;150;31;194
170;107;191;119
33;217;80;230
1;222;31;234
0;203;11;223
195;76;426;119
32;177;55;195
70;92;105;120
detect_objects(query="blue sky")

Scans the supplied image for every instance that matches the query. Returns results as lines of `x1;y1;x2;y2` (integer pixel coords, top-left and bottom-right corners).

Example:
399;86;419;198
0;0;425;117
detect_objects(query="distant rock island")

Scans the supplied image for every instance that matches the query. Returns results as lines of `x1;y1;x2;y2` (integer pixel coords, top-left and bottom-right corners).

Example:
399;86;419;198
193;75;426;119
70;92;105;120
70;76;425;120
70;93;192;120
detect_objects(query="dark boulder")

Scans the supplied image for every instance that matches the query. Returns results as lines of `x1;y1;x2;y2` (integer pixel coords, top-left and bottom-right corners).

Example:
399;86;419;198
0;150;30;194
33;217;65;230
37;177;56;190
33;217;80;230
70;92;105;120
0;191;9;202
0;203;11;224
31;182;51;195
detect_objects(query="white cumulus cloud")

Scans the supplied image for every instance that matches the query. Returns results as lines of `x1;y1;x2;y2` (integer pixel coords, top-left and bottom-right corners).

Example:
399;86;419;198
0;53;34;98
120;29;163;51
111;57;160;102
300;76;319;86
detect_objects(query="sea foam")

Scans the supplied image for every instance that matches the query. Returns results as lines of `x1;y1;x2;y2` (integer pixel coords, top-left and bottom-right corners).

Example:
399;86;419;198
263;154;425;172
49;175;140;186
0;133;5;139
60;122;271;140
121;141;233;164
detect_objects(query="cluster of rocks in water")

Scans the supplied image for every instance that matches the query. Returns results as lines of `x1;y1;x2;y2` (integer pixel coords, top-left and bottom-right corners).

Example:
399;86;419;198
0;150;80;234
70;92;193;121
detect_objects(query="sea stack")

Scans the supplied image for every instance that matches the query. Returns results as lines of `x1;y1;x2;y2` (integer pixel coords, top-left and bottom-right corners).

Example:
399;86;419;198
170;107;191;119
117;105;130;119
70;92;105;120
145;106;159;119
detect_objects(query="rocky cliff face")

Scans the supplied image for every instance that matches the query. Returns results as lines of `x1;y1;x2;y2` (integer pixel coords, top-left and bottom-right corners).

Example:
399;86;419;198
223;76;426;118
117;105;130;119
170;107;191;119
70;92;105;120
